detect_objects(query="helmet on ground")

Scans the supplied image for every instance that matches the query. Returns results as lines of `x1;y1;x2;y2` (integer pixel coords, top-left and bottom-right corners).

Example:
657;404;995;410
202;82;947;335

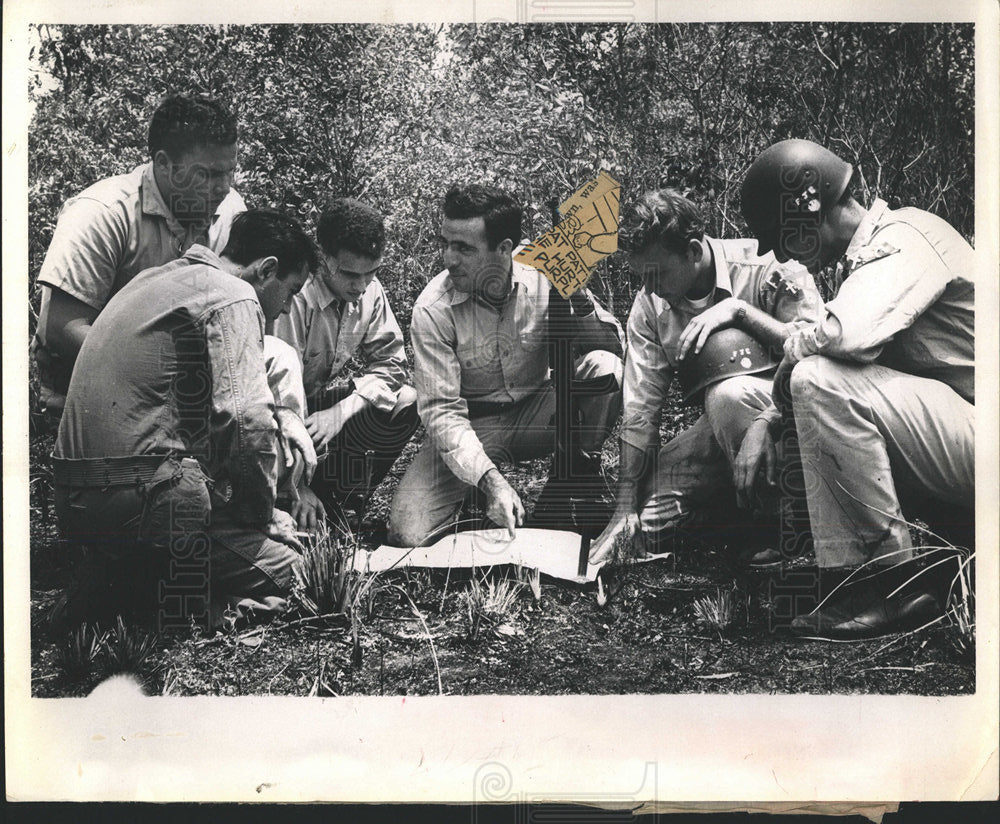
741;139;853;257
677;327;777;405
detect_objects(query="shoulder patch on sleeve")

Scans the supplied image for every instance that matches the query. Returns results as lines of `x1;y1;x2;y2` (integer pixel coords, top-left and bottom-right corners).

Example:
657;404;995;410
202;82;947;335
846;241;900;273
763;269;801;297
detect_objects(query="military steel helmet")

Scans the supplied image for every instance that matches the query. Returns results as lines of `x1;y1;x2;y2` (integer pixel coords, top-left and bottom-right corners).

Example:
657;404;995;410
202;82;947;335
741;139;853;256
677;327;778;405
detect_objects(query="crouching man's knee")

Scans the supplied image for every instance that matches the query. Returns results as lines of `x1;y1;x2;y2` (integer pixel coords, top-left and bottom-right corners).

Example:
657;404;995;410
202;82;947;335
704;374;771;422
789;355;849;412
387;518;434;548
789;355;822;396
387;494;441;548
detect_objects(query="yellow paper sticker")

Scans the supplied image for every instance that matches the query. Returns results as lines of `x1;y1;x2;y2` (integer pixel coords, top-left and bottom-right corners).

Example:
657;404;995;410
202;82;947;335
515;171;620;297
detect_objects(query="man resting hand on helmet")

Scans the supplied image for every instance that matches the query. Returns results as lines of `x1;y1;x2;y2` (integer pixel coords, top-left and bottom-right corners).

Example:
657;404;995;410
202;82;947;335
589;189;822;565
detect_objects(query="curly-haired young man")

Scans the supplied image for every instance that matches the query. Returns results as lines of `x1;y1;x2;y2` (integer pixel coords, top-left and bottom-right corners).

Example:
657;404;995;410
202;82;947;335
274;198;418;531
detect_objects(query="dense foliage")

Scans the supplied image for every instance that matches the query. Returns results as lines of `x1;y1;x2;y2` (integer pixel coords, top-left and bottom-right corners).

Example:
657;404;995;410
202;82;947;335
29;22;974;329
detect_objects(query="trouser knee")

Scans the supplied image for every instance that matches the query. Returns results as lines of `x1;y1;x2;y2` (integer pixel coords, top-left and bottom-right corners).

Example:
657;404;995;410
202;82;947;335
704;375;762;419
789;355;844;406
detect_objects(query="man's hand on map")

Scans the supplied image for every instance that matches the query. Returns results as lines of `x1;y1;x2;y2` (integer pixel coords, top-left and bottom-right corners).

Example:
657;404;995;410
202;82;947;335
479;468;525;540
589;508;642;565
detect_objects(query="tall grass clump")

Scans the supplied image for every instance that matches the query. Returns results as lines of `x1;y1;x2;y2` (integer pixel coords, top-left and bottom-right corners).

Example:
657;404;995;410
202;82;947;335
693;586;737;633
59;622;106;678
102;615;159;674
463;576;523;641
292;521;363;617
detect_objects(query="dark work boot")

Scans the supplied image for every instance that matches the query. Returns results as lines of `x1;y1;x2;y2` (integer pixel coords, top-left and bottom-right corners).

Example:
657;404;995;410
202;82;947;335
790;561;944;639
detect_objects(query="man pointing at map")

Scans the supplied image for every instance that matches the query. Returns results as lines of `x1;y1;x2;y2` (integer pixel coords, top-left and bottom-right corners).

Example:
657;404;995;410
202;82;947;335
388;183;623;547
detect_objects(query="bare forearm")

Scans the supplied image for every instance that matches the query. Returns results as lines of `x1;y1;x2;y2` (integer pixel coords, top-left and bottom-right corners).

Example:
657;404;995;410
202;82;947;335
737;301;794;351
340;392;370;422
614;438;655;513
39;287;96;358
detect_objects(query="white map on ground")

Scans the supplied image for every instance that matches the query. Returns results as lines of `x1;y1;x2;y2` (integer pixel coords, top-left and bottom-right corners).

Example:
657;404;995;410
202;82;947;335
355;528;596;582
354;527;671;583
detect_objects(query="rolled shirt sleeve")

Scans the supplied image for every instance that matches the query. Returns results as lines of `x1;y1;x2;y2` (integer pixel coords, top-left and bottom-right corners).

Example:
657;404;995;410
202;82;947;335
205;300;279;526
756;260;824;330
620;292;673;452
820;226;952;361
411;303;497;487
786;226;952;365
37;197;127;310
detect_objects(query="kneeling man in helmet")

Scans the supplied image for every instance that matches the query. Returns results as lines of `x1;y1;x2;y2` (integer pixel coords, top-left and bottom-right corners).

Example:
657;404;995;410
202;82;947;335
736;139;974;639
589;189;822;565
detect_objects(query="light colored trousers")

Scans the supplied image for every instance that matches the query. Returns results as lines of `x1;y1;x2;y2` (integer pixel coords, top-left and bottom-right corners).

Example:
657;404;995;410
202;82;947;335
389;351;622;547
638;374;772;537
790;356;974;568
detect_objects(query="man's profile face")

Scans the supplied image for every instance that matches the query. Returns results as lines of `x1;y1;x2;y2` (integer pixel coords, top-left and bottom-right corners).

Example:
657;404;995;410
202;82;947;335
630;242;700;306
440;216;511;302
256;261;310;322
772;215;842;274
320;249;381;304
158;142;237;222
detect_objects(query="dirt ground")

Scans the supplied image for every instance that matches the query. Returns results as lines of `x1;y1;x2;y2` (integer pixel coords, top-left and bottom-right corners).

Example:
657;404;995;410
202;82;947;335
28;416;975;700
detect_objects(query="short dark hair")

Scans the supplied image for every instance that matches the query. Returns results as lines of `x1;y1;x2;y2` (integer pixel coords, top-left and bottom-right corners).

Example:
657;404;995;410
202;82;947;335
443;184;522;249
619;189;706;255
316;198;386;260
147;94;238;160
222;209;319;278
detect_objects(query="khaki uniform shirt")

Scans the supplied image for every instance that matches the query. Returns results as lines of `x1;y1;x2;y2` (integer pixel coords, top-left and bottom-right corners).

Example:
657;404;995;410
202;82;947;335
38;162;246;311
55;245;277;526
623;237;821;451
273;273;408;412
411;260;622;486
34;163;246;403
785;199;974;404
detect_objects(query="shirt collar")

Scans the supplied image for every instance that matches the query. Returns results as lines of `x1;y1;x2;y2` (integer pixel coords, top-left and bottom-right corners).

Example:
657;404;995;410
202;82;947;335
301;270;342;311
703;236;734;296
845;198;891;261
140;161;224;227
181;244;226;269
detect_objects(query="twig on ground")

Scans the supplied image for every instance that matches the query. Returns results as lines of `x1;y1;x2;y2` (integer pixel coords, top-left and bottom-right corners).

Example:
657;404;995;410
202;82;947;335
387;584;443;695
267;662;291;695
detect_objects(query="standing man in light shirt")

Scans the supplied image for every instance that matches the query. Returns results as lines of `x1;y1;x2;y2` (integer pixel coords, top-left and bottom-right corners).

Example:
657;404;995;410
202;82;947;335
388;183;624;547
736;139;974;638
587;189;822;566
274;199;418;531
